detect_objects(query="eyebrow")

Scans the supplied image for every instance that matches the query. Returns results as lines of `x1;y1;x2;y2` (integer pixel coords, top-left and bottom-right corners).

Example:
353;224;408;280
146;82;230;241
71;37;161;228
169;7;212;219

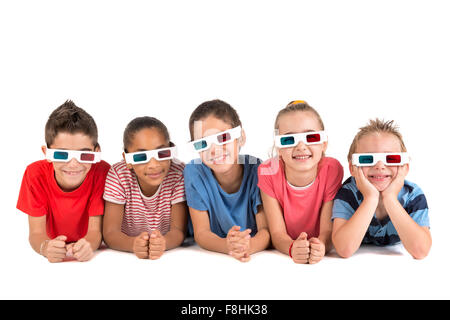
282;129;317;135
52;147;94;151
135;145;169;152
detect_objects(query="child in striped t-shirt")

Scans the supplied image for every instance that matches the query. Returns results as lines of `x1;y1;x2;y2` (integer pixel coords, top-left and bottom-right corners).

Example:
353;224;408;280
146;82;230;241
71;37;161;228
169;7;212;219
103;117;188;259
332;119;431;259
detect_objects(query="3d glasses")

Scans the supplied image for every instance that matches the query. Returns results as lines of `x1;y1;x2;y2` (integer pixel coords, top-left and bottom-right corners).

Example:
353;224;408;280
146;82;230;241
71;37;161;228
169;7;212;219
275;131;327;148
352;152;409;167
189;126;242;152
46;149;101;164
124;146;176;165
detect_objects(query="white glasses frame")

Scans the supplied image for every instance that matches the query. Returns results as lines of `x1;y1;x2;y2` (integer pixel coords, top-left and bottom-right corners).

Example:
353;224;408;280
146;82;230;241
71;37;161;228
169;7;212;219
352;152;410;167
274;131;327;148
124;146;177;165
189;126;242;152
45;149;101;164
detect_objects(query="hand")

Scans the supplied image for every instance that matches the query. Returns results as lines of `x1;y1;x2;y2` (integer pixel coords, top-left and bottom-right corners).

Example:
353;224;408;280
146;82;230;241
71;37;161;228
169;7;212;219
291;232;309;264
308;237;325;264
382;164;408;201
133;232;149;259
149;230;166;260
352;165;379;200
226;226;251;262
44;235;67;263
69;238;94;262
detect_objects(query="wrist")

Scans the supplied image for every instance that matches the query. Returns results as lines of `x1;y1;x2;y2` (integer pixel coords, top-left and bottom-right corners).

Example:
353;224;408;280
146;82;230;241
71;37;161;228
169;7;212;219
40;239;49;257
288;241;294;258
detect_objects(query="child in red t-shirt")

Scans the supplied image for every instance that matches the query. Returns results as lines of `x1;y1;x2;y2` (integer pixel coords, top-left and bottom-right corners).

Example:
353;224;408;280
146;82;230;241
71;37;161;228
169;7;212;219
17;100;110;263
258;100;343;264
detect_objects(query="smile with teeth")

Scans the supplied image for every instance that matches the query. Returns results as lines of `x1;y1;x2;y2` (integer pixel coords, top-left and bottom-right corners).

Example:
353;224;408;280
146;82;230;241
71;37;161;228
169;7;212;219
368;174;391;181
62;170;84;176
292;154;312;160
210;153;229;163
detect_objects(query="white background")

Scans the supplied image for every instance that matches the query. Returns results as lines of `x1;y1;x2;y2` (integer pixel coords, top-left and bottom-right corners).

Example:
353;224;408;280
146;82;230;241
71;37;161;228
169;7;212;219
1;0;449;299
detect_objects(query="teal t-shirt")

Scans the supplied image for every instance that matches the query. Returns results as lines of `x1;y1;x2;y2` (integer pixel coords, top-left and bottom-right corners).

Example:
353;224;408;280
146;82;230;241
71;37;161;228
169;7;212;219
184;154;262;238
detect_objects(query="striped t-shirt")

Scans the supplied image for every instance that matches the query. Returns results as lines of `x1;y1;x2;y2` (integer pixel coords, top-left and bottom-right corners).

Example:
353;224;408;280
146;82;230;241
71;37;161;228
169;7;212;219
103;159;186;237
332;177;430;246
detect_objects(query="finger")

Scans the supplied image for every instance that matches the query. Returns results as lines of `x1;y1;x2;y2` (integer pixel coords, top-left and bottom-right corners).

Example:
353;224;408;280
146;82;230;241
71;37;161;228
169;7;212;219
294;240;309;248
310;241;323;250
293;257;309;264
48;247;67;255
239;253;251;263
73;239;88;252
293;246;310;255
149;250;163;260
135;251;149;259
54;235;67;242
51;240;67;248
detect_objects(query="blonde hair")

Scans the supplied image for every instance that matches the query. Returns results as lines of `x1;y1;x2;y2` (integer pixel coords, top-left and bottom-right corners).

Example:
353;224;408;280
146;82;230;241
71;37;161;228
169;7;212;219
274;100;325;131
348;118;407;161
271;100;325;158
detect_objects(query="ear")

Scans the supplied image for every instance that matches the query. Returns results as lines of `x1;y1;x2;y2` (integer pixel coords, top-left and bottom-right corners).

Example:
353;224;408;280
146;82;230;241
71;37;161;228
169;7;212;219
348;161;355;177
94;143;101;152
239;128;246;148
122;152;133;170
321;140;328;155
42;145;51;163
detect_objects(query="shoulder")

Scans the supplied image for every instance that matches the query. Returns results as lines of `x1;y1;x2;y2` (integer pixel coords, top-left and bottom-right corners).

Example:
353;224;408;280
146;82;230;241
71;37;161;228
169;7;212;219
258;157;282;176
91;160;111;177
242;154;262;172
319;157;343;173
183;158;205;176
403;180;424;196
335;177;360;199
166;158;185;180
23;160;52;181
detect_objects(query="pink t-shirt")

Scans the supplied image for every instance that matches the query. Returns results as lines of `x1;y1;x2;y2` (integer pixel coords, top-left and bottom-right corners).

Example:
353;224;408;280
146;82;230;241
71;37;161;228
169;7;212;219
257;157;343;239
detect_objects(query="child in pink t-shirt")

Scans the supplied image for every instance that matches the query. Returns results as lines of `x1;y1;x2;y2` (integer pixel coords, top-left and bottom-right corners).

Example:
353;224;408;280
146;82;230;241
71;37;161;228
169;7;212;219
258;100;343;264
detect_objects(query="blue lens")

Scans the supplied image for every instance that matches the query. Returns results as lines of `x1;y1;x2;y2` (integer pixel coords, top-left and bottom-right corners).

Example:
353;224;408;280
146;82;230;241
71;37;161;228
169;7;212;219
359;155;374;164
280;136;295;146
194;140;207;150
133;153;148;162
53;151;69;160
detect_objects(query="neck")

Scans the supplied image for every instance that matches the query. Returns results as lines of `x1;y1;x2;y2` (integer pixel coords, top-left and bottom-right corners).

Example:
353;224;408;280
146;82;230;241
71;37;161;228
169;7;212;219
136;176;159;198
284;164;317;188
213;164;244;194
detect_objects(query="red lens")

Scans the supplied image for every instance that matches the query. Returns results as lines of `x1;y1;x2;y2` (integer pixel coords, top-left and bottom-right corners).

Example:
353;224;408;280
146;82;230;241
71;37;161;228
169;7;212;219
306;133;321;143
80;153;95;161
386;154;401;163
217;133;231;143
157;150;172;159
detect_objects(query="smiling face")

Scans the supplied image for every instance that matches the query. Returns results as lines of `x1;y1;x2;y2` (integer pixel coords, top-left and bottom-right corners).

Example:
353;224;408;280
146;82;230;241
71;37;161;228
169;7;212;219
352;132;404;192
193;115;244;174
276;110;327;175
43;132;98;192
124;127;172;196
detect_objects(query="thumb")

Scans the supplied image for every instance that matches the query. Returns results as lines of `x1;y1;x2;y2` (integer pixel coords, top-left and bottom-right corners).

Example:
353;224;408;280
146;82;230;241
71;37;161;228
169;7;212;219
139;232;149;240
309;237;320;244
55;235;67;242
297;232;308;241
151;230;161;238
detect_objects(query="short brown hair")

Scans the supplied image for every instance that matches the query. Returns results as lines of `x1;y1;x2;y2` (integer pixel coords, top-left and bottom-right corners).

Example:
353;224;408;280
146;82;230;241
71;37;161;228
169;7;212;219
188;99;241;140
45;100;98;147
123;116;173;152
274;100;325;131
347;118;407;161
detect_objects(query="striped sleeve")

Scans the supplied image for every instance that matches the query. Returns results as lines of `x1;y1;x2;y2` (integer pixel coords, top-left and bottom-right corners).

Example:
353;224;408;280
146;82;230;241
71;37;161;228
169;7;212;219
331;178;358;221
103;165;126;205
404;184;430;227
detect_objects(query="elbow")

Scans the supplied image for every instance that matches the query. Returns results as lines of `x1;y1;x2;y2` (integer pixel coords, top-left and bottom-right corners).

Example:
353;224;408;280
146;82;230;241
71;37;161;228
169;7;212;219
410;243;431;260
335;245;355;259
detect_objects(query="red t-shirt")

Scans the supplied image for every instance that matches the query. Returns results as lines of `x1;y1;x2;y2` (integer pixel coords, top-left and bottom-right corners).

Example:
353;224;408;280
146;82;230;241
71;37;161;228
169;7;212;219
17;160;110;242
258;157;343;239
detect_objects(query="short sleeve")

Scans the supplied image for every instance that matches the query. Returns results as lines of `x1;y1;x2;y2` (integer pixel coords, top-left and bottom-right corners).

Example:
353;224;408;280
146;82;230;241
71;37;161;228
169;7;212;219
250;163;262;215
171;174;186;205
16;166;48;217
404;186;430;227
257;160;277;199
87;162;110;216
331;186;358;221
323;158;344;203
103;166;126;205
183;164;208;211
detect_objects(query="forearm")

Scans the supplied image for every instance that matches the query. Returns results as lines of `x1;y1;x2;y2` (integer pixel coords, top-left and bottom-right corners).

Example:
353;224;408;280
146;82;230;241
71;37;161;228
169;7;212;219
29;232;50;255
249;228;270;254
83;230;102;251
271;231;294;255
332;198;378;257
164;228;185;250
194;229;229;254
384;197;432;259
103;230;135;253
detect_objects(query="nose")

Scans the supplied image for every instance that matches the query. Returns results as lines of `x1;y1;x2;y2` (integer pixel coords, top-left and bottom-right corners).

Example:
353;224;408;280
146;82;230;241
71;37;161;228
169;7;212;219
145;157;161;168
293;141;307;151
66;157;81;167
373;160;386;169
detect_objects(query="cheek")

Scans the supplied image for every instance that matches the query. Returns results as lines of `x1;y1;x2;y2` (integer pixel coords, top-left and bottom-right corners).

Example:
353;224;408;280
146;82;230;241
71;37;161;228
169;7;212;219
278;148;292;161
